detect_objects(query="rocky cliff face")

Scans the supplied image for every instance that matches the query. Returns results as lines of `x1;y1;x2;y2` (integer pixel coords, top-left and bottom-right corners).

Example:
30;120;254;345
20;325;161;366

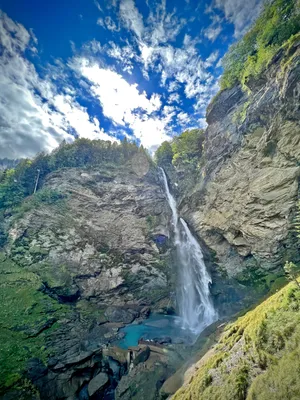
175;42;300;313
0;155;176;399
8;159;172;310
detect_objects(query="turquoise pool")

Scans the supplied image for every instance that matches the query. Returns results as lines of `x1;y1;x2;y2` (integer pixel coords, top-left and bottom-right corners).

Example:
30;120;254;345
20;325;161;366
116;314;192;349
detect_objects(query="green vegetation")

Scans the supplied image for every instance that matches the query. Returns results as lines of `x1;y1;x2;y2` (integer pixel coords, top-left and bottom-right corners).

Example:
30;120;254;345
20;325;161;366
155;129;205;171
232;101;251;125
173;280;300;400
0;138;147;214
155;141;174;166
284;261;300;289
0;254;69;393
221;0;300;90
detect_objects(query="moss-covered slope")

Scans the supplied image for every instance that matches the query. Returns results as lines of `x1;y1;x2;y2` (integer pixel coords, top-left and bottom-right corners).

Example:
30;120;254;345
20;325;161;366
173;280;300;400
0;253;69;394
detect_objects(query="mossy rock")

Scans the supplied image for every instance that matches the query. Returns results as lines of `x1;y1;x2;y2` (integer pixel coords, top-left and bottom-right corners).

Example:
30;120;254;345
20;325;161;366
0;254;69;393
173;280;300;400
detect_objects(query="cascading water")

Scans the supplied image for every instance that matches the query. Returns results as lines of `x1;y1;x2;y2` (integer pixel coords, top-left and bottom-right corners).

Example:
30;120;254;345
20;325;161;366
160;168;217;335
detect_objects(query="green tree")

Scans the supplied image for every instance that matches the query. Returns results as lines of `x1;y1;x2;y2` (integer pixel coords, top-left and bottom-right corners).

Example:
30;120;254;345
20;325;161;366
155;141;174;166
284;261;300;290
171;129;205;167
221;0;300;90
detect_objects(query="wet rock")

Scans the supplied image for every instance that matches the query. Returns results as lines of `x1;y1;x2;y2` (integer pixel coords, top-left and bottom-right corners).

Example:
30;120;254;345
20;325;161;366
27;358;48;382
175;42;300;314
116;361;169;400
103;346;128;365
133;346;150;366
105;306;139;324
152;336;172;345
88;372;109;397
140;306;150;318
7;163;173;310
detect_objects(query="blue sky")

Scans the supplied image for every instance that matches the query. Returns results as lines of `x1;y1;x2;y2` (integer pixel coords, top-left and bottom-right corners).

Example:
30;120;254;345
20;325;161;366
0;0;263;158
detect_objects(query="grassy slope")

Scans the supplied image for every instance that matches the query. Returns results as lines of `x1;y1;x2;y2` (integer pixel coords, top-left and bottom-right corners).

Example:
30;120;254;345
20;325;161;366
0;253;69;394
173;280;300;400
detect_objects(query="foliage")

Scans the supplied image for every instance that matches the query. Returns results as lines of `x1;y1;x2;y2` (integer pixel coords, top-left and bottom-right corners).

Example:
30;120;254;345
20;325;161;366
155;141;174;166
0;254;68;392
0;138;144;213
171;129;205;168
0;213;7;248
173;280;300;400
11;189;66;221
221;0;300;90
155;129;205;170
284;261;300;289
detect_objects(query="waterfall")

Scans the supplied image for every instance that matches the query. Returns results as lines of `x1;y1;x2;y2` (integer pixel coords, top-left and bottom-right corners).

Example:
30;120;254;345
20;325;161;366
160;168;217;334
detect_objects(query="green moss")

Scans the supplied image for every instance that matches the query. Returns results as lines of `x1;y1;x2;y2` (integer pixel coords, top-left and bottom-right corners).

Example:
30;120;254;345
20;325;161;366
232;101;251;125
173;280;300;400
0;255;68;393
146;215;158;230
29;246;49;256
247;347;300;400
76;300;107;323
220;0;300;90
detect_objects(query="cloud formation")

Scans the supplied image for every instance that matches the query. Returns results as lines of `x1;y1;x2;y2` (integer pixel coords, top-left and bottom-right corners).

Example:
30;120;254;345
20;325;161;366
0;12;114;159
213;0;263;37
74;59;171;149
1;0;258;159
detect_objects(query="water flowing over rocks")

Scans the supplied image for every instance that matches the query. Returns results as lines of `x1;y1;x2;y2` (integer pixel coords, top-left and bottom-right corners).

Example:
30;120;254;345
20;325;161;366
160;168;217;334
1;40;299;400
168;41;300;315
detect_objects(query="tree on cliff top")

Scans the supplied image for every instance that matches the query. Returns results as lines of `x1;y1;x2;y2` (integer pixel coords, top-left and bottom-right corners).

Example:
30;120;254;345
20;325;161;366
221;0;300;90
155;129;205;169
0;138;145;213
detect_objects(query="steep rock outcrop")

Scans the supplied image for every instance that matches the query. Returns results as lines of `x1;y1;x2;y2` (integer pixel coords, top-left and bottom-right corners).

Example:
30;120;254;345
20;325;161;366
1;156;175;398
7;160;172;310
173;280;300;400
177;42;300;310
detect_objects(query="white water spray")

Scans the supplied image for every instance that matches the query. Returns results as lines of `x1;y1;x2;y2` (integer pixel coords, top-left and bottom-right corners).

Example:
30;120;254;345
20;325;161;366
160;168;217;334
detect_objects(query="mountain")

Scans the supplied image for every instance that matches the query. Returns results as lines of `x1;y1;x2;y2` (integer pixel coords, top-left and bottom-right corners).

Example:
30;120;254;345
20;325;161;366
0;0;299;398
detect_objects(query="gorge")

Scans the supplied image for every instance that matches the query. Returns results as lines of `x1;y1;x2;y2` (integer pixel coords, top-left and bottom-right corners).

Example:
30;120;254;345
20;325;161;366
0;1;300;399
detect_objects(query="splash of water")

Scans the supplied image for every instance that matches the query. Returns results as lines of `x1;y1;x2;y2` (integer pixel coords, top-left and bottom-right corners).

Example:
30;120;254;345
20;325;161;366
160;167;217;334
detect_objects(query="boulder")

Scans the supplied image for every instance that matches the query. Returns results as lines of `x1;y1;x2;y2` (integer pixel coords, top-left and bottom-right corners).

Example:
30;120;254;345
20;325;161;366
105;306;139;324
88;372;109;397
133;346;150;366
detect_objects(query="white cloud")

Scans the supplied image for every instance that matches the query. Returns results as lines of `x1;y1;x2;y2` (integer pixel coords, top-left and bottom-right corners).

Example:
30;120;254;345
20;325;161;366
205;50;220;66
120;0;144;39
167;92;181;104
106;41;136;74
204;25;222;42
0;12;113;159
213;0;263;37
97;17;105;28
51;94;113;141
105;16;119;31
75;59;170;148
97;16;119;31
177;111;189;124
94;0;103;13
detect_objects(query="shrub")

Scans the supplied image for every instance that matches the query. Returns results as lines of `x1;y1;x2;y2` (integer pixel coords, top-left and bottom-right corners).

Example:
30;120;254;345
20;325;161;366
221;0;300;90
0;138;145;213
155;141;174;166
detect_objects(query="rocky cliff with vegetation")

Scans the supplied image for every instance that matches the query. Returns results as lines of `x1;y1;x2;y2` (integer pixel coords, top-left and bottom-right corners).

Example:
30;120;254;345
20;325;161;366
157;0;300;315
0;141;176;399
172;278;300;400
0;0;299;399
